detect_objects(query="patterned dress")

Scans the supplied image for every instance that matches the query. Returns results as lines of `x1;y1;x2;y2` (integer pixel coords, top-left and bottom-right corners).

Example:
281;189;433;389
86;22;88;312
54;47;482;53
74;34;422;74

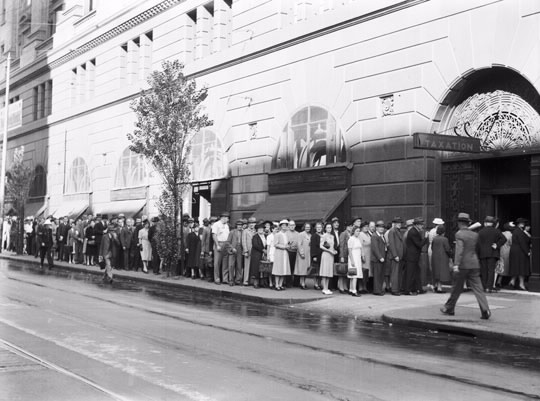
319;233;335;278
272;231;291;276
295;231;311;276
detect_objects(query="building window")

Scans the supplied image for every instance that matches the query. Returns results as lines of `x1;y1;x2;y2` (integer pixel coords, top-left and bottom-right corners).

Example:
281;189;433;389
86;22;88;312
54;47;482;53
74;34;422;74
29;165;46;197
114;148;147;188
273;106;347;169
66;157;90;193
190;129;226;182
121;31;153;85
33;80;52;120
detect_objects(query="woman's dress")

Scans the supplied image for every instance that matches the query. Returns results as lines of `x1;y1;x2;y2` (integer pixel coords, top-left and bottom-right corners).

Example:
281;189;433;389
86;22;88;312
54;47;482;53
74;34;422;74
186;231;201;268
295;231;311;276
319;233;335;278
272;231;291;276
509;227;531;277
431;235;451;283
347;236;363;279
249;233;266;278
359;231;372;277
500;231;512;276
138;228;152;262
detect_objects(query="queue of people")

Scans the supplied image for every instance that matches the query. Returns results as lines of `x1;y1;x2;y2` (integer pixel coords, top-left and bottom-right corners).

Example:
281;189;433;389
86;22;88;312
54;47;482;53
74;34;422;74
6;210;533;296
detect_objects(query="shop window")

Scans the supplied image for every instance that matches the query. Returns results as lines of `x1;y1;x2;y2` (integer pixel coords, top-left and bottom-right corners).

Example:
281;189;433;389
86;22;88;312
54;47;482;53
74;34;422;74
66;157;90;193
273;105;347;169
190;129;226;182
114;148;147;188
29;165;46;197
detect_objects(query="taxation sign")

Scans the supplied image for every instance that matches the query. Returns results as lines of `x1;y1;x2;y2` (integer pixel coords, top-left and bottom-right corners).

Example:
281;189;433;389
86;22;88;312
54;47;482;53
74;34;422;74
0;100;23;131
413;132;481;153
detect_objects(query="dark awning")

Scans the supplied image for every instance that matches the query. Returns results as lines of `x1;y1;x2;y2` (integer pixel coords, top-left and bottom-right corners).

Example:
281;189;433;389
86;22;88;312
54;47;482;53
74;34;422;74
24;201;46;219
253;189;349;222
93;200;146;219
52;201;89;220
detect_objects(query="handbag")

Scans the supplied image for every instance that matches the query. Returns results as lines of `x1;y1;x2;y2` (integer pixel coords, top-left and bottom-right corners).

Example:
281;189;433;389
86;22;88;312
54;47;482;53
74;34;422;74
333;262;348;276
495;258;504;275
323;241;331;249
347;267;358;276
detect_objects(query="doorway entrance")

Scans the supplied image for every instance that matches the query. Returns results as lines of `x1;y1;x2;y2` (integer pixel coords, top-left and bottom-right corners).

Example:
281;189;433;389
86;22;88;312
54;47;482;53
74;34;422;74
495;193;531;225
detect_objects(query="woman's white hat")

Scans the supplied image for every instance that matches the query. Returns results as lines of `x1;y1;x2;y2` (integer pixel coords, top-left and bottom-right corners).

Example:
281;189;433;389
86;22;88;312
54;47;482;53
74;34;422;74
44;219;52;225
433;218;445;225
279;219;289;226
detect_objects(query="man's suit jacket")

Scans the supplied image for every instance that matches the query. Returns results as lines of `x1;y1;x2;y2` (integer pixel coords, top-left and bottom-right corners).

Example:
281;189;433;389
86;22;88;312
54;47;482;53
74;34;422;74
99;232;117;259
477;226;506;259
228;228;243;253
371;232;387;263
454;228;480;270
201;225;212;254
387;226;404;260
339;230;350;262
38;226;53;248
119;226;133;249
242;229;255;256
56;223;67;244
405;226;425;263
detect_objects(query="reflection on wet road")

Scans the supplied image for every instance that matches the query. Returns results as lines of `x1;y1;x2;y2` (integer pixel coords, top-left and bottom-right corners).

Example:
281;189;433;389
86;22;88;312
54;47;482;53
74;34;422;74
1;259;539;400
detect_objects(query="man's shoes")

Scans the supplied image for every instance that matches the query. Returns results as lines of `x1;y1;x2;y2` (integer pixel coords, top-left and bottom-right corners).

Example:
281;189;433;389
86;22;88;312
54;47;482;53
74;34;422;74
481;310;491;320
391;292;401;296
440;307;455;316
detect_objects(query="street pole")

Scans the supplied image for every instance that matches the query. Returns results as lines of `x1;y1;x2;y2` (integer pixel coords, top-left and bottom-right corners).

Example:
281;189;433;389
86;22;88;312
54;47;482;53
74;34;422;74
0;52;11;225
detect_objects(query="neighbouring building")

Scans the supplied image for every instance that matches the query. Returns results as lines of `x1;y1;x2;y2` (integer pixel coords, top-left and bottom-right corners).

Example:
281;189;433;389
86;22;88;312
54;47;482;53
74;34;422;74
0;0;539;277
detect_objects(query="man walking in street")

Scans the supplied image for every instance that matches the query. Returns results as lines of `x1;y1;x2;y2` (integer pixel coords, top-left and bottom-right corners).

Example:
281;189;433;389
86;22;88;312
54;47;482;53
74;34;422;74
441;212;491;320
38;219;54;269
99;223;118;284
386;217;404;295
477;216;507;293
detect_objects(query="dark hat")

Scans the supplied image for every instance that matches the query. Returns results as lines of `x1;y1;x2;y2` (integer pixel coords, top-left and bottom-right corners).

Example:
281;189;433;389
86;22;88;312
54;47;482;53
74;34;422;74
331;217;339;222
202;218;209;224
392;216;402;223
484;216;496;223
456;213;472;223
351;216;362;223
111;214;118;219
220;211;230;218
102;214;108;220
235;219;243;226
247;216;257;223
152;216;160;223
375;220;385;227
255;220;266;230
96;214;102;218
187;217;194;223
413;217;425;225
516;217;529;226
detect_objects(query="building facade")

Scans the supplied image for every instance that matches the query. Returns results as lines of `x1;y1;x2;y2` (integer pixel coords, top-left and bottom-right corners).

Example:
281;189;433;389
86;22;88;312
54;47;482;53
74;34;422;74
1;0;539;276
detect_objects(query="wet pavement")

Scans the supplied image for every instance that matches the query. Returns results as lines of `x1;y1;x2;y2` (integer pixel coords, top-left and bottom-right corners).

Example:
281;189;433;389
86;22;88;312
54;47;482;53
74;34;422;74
1;257;540;400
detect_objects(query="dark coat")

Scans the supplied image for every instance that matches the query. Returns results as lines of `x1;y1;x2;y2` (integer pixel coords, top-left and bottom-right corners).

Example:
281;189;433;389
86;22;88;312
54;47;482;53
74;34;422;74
387;226;404;260
431;235;452;282
99;232;116;259
477;226;507;259
186;231;201;268
454;228;480;269
249;233;266;278
310;232;322;267
119;226;133;250
38;226;54;248
371;232;387;263
509;227;530;277
405;226;426;263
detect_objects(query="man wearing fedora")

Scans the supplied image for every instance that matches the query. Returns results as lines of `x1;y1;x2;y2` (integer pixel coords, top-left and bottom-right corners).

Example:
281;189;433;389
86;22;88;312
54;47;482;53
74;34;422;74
212;212;231;284
242;216;257;285
387;217;404;295
38;219;55;269
371;220;388;295
441;212;491;319
477;216;507;292
404;217;427;295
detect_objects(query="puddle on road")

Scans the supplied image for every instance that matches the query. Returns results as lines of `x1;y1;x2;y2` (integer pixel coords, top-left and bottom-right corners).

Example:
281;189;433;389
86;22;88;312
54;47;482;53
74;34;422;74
3;258;540;372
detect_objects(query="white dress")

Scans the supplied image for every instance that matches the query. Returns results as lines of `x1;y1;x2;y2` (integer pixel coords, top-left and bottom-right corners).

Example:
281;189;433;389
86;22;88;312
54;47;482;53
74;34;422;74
347;236;363;279
272;231;291;276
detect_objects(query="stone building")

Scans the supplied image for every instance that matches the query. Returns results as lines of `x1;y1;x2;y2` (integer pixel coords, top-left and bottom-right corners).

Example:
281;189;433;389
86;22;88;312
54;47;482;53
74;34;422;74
0;0;539;276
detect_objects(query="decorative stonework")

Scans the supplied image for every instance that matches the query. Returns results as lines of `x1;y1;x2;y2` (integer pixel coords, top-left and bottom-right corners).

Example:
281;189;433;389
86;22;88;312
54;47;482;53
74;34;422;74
450;90;540;151
380;94;394;116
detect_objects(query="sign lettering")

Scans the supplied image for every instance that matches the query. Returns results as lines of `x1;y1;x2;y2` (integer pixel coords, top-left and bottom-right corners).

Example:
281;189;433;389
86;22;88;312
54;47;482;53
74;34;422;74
413;132;481;153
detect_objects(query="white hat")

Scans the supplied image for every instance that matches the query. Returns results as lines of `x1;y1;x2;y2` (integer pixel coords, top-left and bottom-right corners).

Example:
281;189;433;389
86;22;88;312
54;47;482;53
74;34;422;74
279;219;289;226
433;218;445;225
44;219;52;225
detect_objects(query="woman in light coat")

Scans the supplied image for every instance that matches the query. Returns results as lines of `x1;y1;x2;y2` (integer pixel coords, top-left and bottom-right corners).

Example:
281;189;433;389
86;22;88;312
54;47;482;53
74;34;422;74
138;219;151;273
295;222;312;289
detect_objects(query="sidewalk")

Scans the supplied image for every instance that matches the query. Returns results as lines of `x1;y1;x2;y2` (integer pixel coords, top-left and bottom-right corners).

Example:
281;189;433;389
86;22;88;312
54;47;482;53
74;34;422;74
2;253;540;348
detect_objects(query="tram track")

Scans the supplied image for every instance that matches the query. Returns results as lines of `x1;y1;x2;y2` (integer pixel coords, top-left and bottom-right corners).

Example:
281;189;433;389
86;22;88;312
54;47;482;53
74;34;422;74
2;274;539;400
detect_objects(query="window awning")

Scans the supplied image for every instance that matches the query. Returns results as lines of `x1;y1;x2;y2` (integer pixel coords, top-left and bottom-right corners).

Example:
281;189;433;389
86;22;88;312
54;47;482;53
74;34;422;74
24;201;46;219
92;199;146;219
253;189;349;222
52;201;89;220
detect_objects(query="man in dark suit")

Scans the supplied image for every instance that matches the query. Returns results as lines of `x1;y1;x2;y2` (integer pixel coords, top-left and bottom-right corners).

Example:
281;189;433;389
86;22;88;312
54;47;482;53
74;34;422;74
477;216;507;292
130;217;143;271
441;212;491;319
38;219;54;269
56;217;68;261
404;217;427;295
94;214;105;257
386;217;404;295
120;218;134;270
371;220;387;296
99;223;118;284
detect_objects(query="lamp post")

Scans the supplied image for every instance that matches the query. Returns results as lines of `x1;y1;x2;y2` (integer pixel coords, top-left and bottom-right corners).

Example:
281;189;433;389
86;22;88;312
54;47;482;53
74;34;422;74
0;53;12;224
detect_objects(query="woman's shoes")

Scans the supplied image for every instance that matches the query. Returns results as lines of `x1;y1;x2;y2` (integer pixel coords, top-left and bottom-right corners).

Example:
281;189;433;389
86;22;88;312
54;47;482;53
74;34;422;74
322;289;333;295
142;268;148;274
300;285;307;290
350;291;360;297
314;285;321;290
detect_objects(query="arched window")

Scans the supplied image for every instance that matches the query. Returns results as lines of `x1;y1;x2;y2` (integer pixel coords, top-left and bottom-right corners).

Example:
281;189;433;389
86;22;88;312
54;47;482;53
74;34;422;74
190;129;226;182
273;105;347;169
114;148;147;188
29;165;46;197
66;157;90;193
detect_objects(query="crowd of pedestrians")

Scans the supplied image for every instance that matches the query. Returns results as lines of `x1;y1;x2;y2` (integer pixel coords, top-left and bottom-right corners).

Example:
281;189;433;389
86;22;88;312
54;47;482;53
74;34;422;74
1;210;533;298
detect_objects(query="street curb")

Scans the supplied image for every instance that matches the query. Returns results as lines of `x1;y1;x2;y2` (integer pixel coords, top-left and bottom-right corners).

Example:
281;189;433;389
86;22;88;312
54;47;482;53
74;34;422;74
381;313;540;349
0;254;324;307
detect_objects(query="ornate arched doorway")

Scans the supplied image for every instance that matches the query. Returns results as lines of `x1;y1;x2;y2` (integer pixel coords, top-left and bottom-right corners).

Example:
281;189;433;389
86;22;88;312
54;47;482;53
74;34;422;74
435;67;540;277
